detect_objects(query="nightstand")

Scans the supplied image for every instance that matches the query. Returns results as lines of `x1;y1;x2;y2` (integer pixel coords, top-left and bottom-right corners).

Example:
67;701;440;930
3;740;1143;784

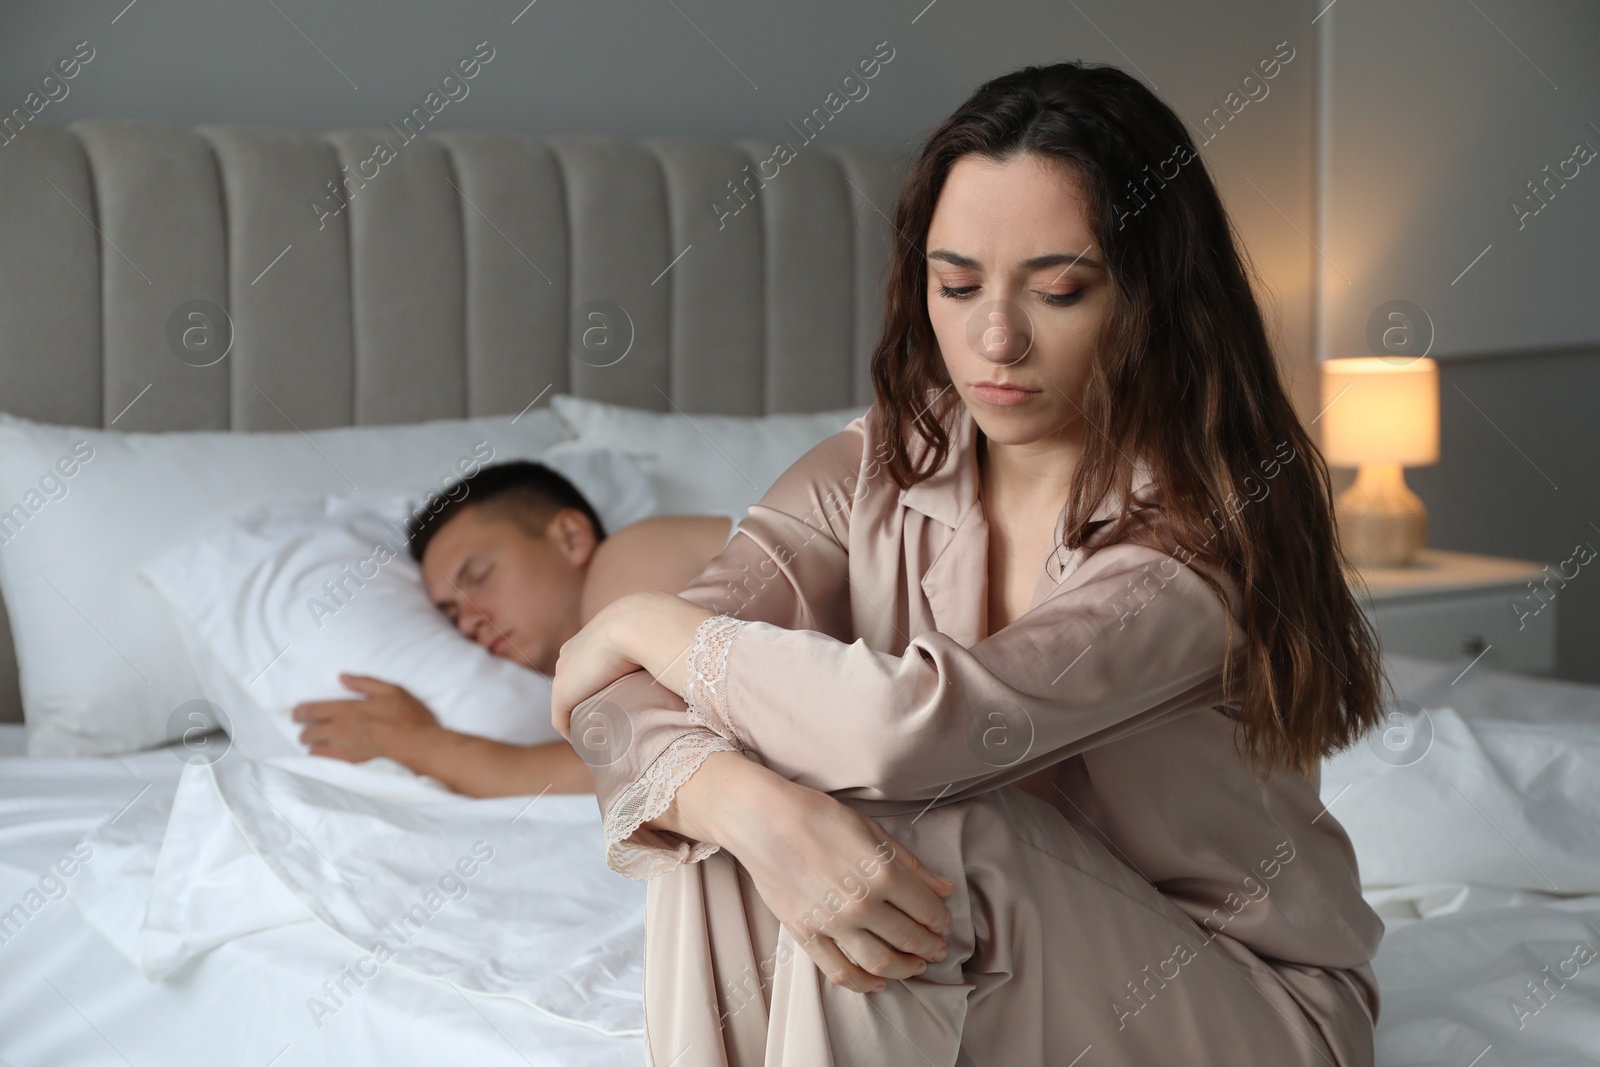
1348;548;1557;675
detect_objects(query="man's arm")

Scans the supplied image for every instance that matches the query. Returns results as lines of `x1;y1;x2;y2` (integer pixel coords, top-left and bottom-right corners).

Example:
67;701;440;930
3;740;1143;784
292;673;593;797
404;732;594;798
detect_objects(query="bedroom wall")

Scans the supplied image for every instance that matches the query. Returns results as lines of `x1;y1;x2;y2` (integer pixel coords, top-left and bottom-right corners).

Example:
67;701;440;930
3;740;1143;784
1318;0;1600;682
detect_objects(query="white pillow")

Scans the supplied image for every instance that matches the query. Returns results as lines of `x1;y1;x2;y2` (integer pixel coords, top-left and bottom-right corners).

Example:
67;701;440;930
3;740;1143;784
140;446;658;759
549;394;868;517
0;411;573;756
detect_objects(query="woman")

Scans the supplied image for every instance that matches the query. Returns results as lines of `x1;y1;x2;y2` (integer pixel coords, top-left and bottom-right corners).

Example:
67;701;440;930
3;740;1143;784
551;60;1386;1066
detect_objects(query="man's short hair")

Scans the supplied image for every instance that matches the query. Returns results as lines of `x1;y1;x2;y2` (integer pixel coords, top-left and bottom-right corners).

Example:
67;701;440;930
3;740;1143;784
406;461;607;563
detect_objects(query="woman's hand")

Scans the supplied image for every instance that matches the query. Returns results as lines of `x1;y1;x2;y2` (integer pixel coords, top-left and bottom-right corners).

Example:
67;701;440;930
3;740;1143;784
293;674;442;763
550;597;648;740
697;757;958;993
551;591;714;740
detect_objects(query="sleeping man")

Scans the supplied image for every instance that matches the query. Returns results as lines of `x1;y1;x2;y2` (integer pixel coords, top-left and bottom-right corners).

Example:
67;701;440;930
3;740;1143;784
290;461;738;797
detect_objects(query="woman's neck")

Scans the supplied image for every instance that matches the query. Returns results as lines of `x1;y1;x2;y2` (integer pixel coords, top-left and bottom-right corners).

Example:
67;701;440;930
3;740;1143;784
975;425;1085;514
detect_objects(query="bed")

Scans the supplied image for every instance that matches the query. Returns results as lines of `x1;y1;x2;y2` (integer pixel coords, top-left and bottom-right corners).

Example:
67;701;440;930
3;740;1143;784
3;654;1599;1066
1;120;1597;1066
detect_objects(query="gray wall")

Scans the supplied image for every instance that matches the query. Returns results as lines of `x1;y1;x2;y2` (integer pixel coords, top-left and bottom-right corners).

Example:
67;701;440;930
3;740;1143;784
1;0;1592;678
1319;0;1600;360
1320;0;1600;681
1408;349;1600;682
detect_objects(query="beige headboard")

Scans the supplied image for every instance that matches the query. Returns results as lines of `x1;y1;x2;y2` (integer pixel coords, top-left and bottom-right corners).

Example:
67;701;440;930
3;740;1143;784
0;118;913;722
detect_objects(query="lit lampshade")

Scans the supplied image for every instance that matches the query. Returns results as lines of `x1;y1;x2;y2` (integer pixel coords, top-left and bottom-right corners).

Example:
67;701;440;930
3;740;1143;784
1320;357;1440;567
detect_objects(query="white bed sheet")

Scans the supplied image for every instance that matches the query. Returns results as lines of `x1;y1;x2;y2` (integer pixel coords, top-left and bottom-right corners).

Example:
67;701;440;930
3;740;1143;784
1364;883;1600;1066
0;730;645;1066
5;644;1600;1067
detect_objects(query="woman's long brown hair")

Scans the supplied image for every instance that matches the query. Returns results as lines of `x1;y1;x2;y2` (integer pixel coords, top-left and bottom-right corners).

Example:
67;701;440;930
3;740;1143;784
869;60;1385;779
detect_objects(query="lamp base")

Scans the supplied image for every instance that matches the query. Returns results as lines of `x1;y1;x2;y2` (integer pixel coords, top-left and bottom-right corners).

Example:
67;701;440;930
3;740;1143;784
1336;462;1427;567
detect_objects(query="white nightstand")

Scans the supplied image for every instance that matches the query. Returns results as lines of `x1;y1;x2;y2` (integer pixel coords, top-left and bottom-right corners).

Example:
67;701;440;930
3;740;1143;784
1349;548;1557;675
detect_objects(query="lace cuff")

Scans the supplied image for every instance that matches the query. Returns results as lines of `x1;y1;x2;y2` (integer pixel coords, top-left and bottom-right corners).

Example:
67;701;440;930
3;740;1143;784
603;730;741;880
680;613;750;750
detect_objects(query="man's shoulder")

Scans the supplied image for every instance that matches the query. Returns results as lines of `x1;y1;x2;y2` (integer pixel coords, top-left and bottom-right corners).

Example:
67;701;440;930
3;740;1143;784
584;515;732;617
596;514;729;562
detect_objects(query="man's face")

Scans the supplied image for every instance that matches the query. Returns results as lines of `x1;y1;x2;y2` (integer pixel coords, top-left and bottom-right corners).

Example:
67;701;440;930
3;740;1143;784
419;504;595;676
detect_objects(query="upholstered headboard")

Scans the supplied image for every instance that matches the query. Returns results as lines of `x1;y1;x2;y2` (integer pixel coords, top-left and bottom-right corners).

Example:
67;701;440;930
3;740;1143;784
0;119;913;723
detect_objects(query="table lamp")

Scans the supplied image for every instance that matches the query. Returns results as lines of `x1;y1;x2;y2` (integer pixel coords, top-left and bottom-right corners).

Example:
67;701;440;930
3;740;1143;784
1319;357;1439;567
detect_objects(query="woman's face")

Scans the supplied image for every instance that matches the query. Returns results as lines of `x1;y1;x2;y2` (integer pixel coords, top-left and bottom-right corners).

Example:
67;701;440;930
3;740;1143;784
925;152;1110;449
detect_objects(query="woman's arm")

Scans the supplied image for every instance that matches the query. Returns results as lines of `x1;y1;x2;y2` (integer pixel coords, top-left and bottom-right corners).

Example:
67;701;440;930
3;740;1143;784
559;636;961;993
566;425;866;880
567;414;1241;863
558;423;968;989
650;747;957;993
572;504;1239;820
649;539;1242;805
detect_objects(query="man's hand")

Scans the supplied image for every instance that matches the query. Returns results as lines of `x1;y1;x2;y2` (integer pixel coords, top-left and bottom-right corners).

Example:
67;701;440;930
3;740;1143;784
292;674;441;764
